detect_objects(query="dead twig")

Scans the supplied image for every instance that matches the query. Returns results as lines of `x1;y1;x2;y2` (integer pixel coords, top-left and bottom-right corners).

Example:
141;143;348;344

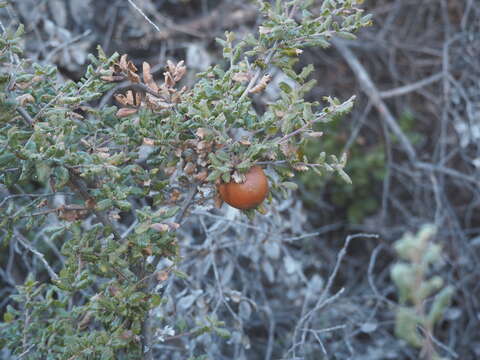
333;39;417;162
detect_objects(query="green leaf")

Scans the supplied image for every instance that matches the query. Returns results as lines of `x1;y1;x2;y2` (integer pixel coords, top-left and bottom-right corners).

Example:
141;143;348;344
214;327;231;339
96;199;113;211
53;166;70;189
394;307;423;348
428;286;454;326
206;170;222;182
279;81;293;94
115;200;132;211
281;182;298;191
172;269;188;280
336;168;352;184
35;161;51;183
15;24;25;37
0;153;15;167
135;222;151;234
150;294;162;308
3;312;14;323
221;172;231;183
336;31;357;40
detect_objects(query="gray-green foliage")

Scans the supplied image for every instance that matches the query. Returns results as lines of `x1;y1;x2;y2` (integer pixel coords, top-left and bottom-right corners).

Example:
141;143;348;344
0;1;371;358
391;225;454;359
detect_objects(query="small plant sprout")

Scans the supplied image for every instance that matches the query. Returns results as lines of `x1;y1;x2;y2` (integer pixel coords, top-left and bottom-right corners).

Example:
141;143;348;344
391;224;455;360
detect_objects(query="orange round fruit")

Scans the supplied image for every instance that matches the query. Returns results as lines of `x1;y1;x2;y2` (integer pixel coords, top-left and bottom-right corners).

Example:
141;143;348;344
218;166;269;210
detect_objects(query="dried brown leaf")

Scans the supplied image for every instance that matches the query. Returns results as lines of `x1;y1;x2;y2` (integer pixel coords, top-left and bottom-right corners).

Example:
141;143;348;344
126;91;134;105
170;189;181;202
127;61;138;73
194;170;208;182
143;62;159;93
196;128;208;139
280;142;298;158
135;91;142;107
164;71;175;87
292;163;309;171
119;54;128;72
214;193;223;208
150;223;170;232
184;162;196;175
16;93;35;106
114;94;129;106
116;108;138;118
127;70;141;83
232;72;252;83
232;171;246;184
143;137;155;146
100;75;125;82
249;74;272;94
156;270;170;282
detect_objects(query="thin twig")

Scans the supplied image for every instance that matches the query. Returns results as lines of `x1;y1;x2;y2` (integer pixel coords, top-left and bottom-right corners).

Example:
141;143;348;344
379;72;443;99
15;230;59;281
16;106;33;126
44;30;92;64
333;39;417;162
141;184;198;359
66;169;122;240
127;0;161;32
288;233;379;358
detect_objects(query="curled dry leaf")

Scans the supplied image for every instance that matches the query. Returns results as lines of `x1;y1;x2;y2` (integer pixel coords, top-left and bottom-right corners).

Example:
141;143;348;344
114;94;129;107
232;171;246;184
249;74;272;94
16;93;35;106
156;270;170;282
292;163;309;171
109;285;120;297
126;90;135;105
150;223;170;232
194;170;208;182
184;162;196;175
120;330;134;340
96;151;110;159
145;94;175;110
135;92;142;107
109;211;121;220
170;189;182;202
143;137;155;146
214;192;224;209
58;204;89;221
127;61;138;73
164;71;175;88
280;142;299;158
142;246;153;256
164;166;176;176
305;131;324;138
15;76;43;90
36;199;48;208
168;222;180;231
195;128;210;139
258;26;273;34
85;198;96;209
68;111;84;120
142;62;159;93
119;54;129;72
166;60;186;82
100;75;124;82
232;71;252;83
77;311;93;330
116;108;138;118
